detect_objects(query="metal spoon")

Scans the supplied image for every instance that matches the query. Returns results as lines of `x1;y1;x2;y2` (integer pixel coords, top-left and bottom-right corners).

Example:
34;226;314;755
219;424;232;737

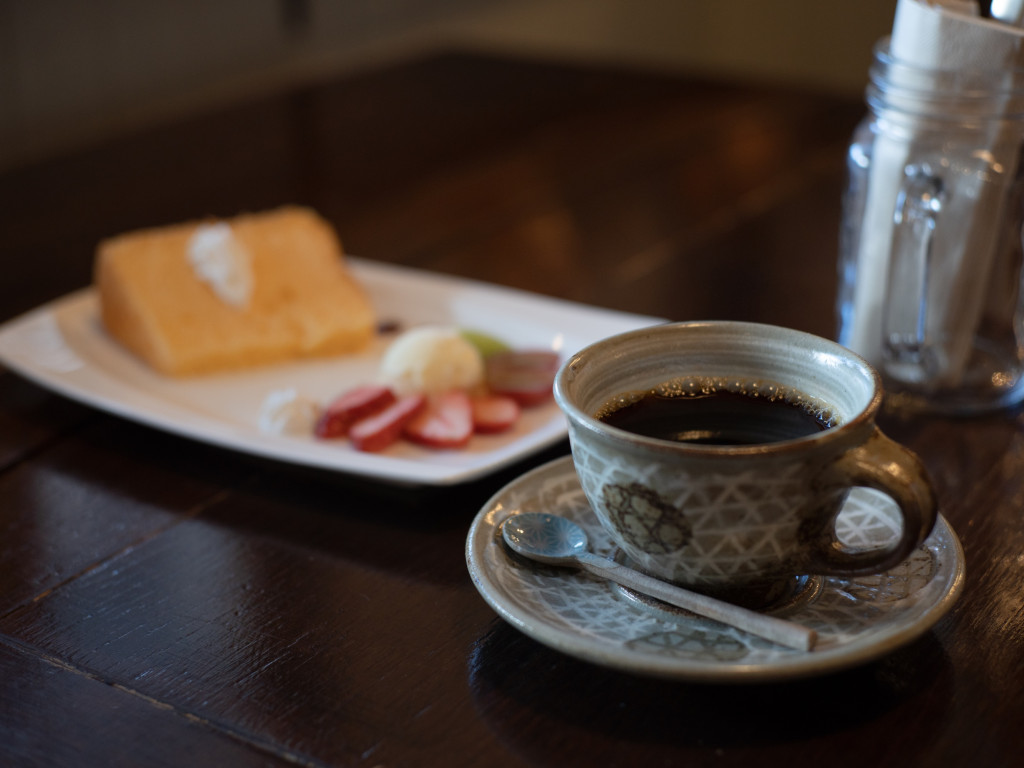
501;512;817;652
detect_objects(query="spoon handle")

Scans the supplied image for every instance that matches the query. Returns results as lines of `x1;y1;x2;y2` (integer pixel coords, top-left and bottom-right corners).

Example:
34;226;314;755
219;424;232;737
575;552;817;651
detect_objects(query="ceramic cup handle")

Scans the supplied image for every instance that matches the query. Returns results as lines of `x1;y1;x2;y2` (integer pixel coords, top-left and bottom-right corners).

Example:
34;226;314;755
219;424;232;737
809;428;938;575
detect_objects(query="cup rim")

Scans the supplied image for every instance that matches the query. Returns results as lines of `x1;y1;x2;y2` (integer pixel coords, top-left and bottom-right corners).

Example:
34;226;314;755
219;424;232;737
554;320;882;456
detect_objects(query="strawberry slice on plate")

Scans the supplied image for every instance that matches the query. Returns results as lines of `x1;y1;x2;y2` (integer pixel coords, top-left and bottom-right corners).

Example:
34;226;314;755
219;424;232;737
316;384;396;438
485;350;560;407
349;394;426;452
404;390;474;449
471;394;521;434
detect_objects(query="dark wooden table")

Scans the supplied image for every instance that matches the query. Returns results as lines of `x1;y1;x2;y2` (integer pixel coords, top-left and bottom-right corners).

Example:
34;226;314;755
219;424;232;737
1;50;1021;768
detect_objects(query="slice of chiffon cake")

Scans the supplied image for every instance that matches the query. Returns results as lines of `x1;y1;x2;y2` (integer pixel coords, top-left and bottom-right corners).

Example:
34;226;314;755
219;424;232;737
95;206;375;375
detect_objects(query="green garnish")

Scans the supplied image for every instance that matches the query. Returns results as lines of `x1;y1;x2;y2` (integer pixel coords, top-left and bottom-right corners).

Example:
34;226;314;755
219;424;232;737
460;329;511;358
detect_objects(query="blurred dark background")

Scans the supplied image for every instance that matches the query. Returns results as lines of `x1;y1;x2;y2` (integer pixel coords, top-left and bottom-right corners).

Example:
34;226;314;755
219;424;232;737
0;0;898;173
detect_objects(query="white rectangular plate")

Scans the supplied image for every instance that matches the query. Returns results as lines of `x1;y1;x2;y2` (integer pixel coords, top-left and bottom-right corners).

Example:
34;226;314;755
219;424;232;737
0;259;662;485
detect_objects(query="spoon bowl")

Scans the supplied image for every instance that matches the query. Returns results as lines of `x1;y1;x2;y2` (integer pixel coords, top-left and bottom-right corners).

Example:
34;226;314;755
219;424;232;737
501;512;817;652
502;512;590;564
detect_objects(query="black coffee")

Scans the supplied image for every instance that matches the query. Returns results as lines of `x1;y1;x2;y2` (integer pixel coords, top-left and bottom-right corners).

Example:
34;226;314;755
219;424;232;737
597;386;833;446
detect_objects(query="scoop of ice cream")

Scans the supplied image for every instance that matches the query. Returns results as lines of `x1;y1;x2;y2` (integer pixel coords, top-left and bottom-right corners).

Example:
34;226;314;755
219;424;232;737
380;326;484;395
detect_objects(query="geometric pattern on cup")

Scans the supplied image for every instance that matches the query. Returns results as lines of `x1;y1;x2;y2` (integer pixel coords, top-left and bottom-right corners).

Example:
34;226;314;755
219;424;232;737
601;481;692;554
571;435;814;584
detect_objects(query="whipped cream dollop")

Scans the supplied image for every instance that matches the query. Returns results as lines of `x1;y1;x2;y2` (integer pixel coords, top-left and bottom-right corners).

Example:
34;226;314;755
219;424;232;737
258;389;320;436
186;222;254;308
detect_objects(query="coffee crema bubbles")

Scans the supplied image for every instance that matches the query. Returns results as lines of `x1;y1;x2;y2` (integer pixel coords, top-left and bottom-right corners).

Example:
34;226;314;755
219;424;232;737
594;377;839;447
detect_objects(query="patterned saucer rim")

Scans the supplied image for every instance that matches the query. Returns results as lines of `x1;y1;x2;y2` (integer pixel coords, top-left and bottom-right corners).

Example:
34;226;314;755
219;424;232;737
466;456;965;683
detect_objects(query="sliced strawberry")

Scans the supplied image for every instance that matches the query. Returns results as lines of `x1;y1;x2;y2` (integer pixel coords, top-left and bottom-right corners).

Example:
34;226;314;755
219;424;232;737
485;350;560;407
349;394;426;452
315;384;396;439
471;393;521;434
404;390;474;449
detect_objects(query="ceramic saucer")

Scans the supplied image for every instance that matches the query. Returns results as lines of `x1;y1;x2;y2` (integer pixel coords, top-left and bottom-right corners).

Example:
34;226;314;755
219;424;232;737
466;456;965;683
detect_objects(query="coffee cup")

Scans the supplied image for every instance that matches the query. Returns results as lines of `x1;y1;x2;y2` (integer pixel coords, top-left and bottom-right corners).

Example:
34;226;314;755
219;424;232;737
553;321;937;608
